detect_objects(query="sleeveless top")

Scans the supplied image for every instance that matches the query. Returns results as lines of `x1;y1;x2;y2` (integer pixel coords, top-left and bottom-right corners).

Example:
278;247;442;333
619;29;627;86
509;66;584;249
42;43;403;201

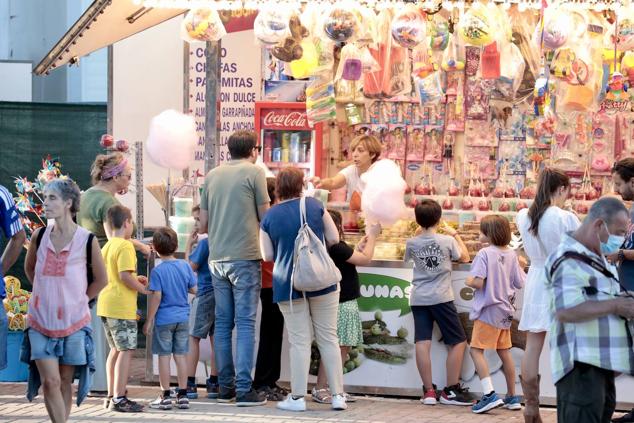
28;225;92;338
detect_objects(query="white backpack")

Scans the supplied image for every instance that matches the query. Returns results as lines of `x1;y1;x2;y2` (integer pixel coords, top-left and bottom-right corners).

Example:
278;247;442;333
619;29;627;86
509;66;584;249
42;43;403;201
291;197;342;295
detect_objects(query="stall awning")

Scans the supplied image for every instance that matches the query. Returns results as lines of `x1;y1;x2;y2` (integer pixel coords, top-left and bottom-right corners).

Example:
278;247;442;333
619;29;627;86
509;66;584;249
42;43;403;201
33;0;185;75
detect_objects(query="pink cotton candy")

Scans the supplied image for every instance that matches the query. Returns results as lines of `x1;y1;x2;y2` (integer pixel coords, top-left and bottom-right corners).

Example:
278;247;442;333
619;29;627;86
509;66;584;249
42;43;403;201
360;159;407;227
146;110;197;170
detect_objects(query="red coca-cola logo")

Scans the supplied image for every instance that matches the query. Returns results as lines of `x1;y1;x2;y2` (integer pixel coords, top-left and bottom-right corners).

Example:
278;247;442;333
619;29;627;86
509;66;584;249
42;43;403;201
262;110;307;129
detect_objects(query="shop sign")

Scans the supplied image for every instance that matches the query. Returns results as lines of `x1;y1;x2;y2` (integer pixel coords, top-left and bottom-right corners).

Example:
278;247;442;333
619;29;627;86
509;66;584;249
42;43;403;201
358;273;412;317
262;110;308;129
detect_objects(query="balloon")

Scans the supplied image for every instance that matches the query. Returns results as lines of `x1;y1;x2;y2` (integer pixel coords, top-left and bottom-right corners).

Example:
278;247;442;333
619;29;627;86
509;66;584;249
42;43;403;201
254;7;290;46
289;40;318;79
391;6;426;49
458;3;494;46
181;9;226;43
146;110;197;171
323;7;358;42
361;159;407;227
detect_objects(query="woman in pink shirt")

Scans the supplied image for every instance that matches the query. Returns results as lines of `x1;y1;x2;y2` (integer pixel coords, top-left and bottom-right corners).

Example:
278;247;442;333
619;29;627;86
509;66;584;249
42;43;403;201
24;179;107;423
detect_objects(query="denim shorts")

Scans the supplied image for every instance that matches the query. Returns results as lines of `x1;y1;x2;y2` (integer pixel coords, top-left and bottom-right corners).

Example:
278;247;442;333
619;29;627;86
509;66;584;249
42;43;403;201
152;322;189;356
189;292;215;339
0;308;7;370
28;328;88;365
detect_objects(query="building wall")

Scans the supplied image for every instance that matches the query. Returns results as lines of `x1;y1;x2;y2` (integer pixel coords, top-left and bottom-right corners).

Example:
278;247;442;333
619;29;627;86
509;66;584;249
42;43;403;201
0;0;106;103
112;16;184;227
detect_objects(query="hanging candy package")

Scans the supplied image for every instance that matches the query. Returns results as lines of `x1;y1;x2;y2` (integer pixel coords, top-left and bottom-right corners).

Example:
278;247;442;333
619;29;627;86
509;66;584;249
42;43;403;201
391;4;427;49
416;71;444;104
323;5;359;43
458;2;495;47
254;6;291;46
181;8;227;43
306;76;336;126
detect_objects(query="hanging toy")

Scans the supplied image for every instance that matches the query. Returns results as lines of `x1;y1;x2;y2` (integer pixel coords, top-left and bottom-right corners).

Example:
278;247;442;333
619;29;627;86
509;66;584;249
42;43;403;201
272;14;309;63
181;8;226;43
605;72;630;101
457;3;494;47
391;5;426;49
254;7;291;46
323;7;358;43
533;73;551;117
429;16;450;51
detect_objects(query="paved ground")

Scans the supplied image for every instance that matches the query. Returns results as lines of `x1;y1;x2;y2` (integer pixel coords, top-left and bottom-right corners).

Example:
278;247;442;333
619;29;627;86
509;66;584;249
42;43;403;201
0;352;563;423
0;382;559;423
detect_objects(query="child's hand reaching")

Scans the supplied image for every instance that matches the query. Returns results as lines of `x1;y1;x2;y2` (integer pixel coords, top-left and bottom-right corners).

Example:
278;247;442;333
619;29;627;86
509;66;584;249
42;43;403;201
356;236;369;252
138;275;148;286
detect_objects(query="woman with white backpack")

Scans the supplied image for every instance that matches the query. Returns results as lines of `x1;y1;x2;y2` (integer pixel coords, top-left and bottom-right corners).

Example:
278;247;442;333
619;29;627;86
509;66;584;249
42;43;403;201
259;167;345;412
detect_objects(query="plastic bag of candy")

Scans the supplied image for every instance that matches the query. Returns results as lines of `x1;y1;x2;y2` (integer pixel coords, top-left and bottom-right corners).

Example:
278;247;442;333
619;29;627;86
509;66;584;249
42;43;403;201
181;8;226;43
254;6;291;46
306;76;336;125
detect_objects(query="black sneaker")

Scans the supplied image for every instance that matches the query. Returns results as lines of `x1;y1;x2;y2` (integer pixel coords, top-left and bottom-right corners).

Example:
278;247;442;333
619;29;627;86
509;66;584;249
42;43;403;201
206;378;219;399
256;385;286;401
186;384;198;399
613;409;634;423
150;395;173;410
217;386;236;403
236;389;267;407
440;384;474;406
176;395;190;409
111;397;145;412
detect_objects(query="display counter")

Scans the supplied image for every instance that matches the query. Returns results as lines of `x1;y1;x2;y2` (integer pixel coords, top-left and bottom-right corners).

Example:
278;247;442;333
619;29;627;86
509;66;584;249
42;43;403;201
144;239;634;407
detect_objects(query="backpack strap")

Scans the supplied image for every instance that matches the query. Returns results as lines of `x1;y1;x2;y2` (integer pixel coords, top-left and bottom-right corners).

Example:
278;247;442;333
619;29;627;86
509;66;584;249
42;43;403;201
35;226;46;250
86;232;96;308
548;251;617;281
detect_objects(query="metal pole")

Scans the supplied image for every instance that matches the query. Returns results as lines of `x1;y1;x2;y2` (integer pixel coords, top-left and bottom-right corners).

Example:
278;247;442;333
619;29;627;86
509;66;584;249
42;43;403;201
204;40;222;174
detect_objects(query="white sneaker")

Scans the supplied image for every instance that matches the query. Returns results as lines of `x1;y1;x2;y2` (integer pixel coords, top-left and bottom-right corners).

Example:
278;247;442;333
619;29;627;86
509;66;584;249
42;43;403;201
331;393;347;410
276;395;306;412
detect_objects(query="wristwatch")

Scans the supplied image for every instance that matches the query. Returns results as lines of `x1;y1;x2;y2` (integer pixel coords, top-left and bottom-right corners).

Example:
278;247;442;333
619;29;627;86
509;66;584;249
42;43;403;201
619;249;626;262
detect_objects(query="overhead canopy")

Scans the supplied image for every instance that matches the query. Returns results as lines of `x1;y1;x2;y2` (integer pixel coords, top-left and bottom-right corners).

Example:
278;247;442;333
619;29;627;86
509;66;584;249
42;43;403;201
33;0;185;75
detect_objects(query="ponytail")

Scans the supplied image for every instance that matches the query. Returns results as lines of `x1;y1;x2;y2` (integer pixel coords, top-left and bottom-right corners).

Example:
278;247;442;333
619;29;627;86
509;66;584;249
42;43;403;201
527;168;570;236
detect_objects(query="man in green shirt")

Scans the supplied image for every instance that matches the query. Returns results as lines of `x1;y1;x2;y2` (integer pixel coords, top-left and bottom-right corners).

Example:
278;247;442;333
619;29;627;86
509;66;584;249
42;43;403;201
199;131;270;407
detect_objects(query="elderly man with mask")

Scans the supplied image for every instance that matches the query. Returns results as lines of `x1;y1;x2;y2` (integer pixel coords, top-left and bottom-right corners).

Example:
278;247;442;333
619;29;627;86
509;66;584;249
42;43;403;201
609;160;634;423
545;197;634;423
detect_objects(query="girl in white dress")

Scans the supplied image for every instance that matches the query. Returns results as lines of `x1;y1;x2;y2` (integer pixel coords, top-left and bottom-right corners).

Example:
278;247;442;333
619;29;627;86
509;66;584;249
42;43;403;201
516;168;580;423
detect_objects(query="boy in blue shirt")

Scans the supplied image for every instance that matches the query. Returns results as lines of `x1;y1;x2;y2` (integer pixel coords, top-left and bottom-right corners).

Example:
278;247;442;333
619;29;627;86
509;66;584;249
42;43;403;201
185;205;219;398
144;227;197;410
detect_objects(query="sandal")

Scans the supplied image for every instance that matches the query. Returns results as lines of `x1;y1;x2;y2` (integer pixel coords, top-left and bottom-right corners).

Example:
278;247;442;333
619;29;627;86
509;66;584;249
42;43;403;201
311;387;332;404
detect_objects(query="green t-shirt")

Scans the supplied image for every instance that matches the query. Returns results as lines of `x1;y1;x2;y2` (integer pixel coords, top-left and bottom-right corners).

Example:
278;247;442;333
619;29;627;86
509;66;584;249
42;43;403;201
200;160;270;261
78;187;120;247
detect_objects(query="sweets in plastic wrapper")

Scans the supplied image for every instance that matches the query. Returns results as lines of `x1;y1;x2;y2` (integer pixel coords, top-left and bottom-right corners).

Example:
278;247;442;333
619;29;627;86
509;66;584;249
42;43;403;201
181;8;226;43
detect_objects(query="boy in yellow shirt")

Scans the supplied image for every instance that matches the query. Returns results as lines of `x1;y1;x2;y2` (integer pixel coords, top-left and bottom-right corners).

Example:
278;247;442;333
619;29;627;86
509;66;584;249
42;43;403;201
98;205;148;413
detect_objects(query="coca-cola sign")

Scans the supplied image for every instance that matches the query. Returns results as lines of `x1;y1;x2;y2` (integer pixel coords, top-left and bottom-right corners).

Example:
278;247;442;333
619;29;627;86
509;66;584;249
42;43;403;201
262;110;308;129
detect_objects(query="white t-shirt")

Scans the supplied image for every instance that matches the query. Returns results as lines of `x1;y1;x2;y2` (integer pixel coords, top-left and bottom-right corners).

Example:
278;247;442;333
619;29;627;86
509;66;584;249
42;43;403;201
339;164;365;201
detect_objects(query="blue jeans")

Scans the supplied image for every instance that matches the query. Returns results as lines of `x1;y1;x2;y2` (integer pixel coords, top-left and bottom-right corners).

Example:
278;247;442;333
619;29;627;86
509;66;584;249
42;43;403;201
210;260;261;393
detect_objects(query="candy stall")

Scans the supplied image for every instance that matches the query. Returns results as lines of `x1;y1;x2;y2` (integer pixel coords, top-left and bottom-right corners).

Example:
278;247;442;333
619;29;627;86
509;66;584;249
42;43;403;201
37;0;634;404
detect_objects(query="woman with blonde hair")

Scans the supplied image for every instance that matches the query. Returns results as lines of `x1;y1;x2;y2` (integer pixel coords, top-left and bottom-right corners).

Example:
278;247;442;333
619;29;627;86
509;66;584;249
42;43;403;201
78;153;149;255
311;135;382;201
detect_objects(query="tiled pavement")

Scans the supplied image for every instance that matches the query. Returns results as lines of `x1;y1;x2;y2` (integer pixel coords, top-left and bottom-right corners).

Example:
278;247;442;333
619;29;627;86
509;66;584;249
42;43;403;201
0;352;563;422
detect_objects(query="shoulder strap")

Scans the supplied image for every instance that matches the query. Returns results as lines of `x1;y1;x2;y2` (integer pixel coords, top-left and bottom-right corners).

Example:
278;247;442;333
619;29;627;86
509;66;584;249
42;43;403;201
35;226;46;250
86;233;94;268
299;196;307;227
549;250;617;281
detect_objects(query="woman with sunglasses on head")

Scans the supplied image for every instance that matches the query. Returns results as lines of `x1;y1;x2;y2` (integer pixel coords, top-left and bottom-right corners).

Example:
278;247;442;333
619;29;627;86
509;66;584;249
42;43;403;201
515;168;580;423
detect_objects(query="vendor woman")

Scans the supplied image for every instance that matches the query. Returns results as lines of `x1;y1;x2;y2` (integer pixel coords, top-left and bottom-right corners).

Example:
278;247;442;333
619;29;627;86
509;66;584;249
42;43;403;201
311;135;382;200
78;153;150;255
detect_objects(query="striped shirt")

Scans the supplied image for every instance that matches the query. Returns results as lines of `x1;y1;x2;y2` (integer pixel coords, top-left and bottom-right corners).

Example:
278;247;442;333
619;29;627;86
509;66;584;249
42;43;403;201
545;233;634;383
0;185;23;299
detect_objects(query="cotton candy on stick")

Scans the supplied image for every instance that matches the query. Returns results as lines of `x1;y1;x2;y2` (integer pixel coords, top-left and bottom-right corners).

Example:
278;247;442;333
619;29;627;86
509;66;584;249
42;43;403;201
360;159;408;227
146;110;197;171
